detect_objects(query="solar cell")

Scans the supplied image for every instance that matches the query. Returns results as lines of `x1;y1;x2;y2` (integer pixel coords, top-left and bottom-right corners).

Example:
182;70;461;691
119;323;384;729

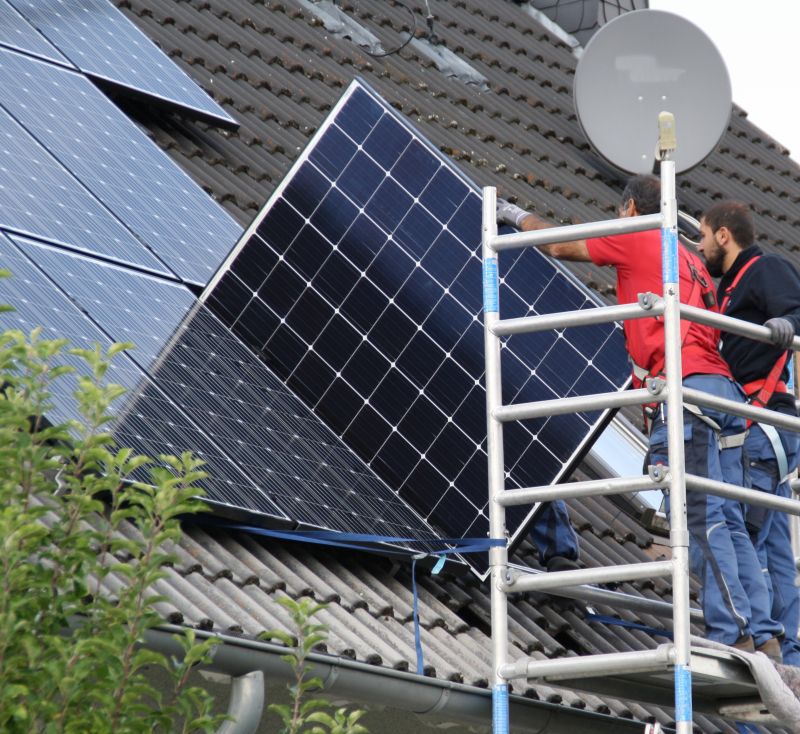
0;0;72;65
6;0;235;127
205;80;630;552
0;94;166;274
0;48;242;286
11;235;439;542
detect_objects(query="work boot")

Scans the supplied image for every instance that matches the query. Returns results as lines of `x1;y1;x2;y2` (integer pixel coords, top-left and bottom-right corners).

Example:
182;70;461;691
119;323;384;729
732;634;755;653
756;636;783;664
546;556;580;573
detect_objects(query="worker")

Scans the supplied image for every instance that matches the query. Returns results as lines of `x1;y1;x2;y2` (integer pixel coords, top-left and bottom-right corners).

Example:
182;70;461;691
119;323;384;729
533;500;580;572
698;200;800;665
497;175;783;658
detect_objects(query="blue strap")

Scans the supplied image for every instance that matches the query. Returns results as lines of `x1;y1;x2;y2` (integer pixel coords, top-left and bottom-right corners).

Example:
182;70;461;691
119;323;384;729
188;517;507;678
188;517;504;555
585;613;674;640
411;556;424;675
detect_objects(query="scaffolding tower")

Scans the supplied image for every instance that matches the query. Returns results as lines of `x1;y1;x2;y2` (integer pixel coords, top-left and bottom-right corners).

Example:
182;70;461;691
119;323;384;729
482;127;800;733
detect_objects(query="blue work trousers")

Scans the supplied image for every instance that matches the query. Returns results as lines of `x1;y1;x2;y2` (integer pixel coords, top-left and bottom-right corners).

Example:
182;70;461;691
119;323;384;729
531;500;580;564
651;374;782;646
746;416;800;664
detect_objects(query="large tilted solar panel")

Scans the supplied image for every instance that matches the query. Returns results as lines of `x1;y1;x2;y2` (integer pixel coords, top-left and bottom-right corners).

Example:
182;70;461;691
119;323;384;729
0;47;242;286
6;0;235;128
205;80;630;548
12;235;439;543
0;0;73;65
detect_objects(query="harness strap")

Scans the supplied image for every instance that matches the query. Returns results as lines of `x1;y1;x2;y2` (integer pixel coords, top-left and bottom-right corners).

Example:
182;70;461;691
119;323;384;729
720;255;760;314
719;431;747;450
742;356;789;418
683;402;747;448
759;422;791;483
648;400;748;448
632;361;650;383
683;401;720;432
631;247;716;386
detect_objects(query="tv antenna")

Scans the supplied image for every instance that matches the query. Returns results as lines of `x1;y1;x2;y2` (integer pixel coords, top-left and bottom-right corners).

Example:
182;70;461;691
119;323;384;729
574;9;731;174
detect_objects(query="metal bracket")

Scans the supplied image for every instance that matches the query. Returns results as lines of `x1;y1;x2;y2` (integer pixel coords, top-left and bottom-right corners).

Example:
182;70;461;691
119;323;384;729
502;568;516;589
648;464;668;483
645;377;666;396
638;292;657;310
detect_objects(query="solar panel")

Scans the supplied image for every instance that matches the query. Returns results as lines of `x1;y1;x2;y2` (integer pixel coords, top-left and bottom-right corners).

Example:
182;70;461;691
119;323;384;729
0;48;242;286
1;233;289;518
6;0;235;127
11;234;439;542
0;95;167;274
0;0;73;65
205;80;630;553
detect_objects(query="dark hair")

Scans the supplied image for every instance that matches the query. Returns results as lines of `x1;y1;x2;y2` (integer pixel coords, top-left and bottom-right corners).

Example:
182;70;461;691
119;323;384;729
701;200;754;247
620;175;661;215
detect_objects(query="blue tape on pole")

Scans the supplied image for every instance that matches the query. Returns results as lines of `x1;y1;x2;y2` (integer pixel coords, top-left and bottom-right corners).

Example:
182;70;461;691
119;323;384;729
661;227;679;284
492;684;509;734
431;555;446;574
483;257;499;313
674;664;692;723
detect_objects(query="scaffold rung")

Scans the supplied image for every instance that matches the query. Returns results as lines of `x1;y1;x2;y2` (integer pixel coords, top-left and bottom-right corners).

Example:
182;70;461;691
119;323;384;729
502;560;673;593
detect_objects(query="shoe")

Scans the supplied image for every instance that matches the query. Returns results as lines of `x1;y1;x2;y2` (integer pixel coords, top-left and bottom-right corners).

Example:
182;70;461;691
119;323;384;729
756;636;783;664
546;556;580;573
732;634;755;653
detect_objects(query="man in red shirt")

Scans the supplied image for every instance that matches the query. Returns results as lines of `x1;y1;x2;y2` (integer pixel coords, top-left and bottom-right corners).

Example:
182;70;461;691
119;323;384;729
497;175;782;657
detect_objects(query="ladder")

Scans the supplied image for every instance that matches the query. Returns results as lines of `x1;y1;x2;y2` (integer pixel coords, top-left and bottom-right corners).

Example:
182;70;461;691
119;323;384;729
482;124;800;733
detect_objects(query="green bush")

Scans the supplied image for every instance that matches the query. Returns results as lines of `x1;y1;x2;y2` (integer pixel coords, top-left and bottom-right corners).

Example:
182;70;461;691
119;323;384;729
0;303;225;733
263;597;368;734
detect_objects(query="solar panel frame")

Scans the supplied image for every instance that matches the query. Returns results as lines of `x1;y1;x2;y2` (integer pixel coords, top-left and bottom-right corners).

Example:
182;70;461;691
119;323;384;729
204;79;630;568
6;0;236;127
0;47;242;286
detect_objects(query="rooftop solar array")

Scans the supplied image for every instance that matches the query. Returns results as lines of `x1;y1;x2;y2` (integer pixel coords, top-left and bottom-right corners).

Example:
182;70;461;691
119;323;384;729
9;235;439;542
0;93;168;273
0;39;627;570
205;80;630;551
0;0;72;65
0;47;242;285
2;234;284;516
6;0;235;127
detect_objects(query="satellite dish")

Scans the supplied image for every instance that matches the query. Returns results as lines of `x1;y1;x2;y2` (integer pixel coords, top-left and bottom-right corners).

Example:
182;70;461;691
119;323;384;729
574;9;731;174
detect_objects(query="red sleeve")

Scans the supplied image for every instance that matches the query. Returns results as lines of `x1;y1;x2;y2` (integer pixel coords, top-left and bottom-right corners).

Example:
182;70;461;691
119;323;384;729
586;234;630;267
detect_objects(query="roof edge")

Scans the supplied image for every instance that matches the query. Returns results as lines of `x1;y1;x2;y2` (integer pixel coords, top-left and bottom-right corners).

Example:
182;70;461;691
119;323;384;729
146;624;660;733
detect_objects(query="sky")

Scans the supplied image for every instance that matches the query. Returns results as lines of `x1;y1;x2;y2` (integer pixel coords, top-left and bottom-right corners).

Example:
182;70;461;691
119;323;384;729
648;0;800;162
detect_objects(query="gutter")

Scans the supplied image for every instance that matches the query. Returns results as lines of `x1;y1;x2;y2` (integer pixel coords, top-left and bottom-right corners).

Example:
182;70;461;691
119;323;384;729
146;624;666;734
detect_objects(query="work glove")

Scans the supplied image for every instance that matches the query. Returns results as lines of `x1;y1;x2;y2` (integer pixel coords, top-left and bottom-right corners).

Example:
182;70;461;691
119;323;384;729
764;317;796;349
496;198;529;228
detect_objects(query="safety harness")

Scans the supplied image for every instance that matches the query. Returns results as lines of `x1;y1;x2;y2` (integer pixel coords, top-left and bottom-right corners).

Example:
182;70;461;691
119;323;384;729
632;245;744;445
721;255;792;480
